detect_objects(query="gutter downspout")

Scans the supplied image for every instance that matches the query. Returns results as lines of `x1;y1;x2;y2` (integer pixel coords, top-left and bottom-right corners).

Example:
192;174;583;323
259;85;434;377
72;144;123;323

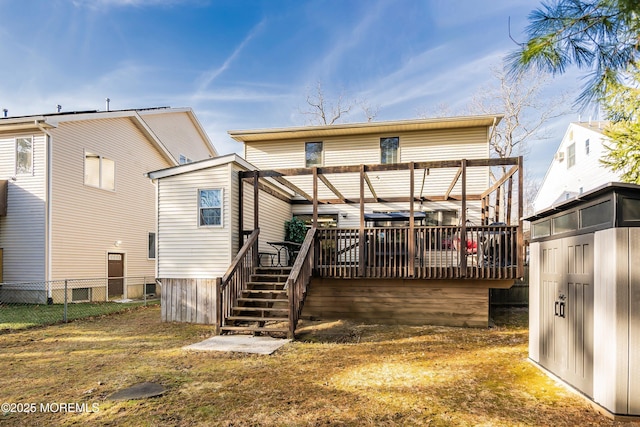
36;120;54;299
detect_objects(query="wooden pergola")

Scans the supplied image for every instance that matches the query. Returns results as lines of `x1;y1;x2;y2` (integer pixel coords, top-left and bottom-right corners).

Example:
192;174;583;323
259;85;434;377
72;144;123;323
238;156;524;279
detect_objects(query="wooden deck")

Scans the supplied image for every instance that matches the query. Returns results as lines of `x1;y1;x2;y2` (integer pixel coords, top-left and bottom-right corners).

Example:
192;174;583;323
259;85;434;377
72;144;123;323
315;225;519;280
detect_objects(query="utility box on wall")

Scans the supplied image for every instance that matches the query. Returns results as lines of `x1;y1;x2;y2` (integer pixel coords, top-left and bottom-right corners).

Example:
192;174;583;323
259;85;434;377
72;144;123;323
528;183;640;418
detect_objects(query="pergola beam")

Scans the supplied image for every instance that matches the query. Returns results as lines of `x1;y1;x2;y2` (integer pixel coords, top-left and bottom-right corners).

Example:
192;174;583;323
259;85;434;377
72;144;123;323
290;194;482;205
445;167;462;200
318;173;348;203
239;157;522;179
363;172;378;201
271;176;314;203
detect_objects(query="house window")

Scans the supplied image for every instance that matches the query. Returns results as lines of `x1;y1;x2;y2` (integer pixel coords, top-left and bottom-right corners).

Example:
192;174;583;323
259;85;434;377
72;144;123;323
293;213;338;228
380;137;399;164
566;143;576;168
179;154;193;164
84;152;115;191
305;142;323;167
585;139;590;155
148;232;156;259
199;189;222;226
16;137;33;175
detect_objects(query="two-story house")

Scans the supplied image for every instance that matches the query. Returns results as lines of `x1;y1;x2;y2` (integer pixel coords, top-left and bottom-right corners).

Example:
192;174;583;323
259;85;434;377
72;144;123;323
0;107;216;303
149;115;524;335
534;121;620;212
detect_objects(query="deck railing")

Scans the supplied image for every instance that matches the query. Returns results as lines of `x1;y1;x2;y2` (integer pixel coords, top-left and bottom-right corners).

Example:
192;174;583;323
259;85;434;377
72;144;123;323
286;227;316;338
218;229;259;329
315;225;519;280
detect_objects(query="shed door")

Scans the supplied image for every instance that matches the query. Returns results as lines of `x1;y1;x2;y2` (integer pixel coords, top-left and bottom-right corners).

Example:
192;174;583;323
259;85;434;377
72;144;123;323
108;253;124;298
538;235;594;397
539;241;564;371
564;234;594;396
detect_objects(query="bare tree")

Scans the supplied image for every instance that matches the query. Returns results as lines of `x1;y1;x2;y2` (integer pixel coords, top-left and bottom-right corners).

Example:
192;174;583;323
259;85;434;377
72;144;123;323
359;99;380;123
468;66;570;163
467;66;571;220
299;81;354;125
299;81;380;125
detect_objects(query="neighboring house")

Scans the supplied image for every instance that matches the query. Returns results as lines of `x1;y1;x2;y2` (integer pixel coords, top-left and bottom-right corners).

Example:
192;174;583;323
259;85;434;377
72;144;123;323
150;115;525;334
534;121;620;212
0;107;216;302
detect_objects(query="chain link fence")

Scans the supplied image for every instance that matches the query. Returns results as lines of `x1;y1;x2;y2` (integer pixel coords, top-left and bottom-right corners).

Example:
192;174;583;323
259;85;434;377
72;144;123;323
0;276;160;332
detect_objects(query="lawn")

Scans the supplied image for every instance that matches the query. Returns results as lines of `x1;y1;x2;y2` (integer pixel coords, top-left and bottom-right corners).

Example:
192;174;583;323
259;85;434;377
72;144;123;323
0;306;631;426
0;300;159;331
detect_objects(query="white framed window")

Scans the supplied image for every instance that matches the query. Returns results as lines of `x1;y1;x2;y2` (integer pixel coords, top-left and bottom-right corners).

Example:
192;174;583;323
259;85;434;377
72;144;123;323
198;189;223;227
84;151;115;191
567;143;576;168
16;136;33;175
305;142;323;167
148;232;156;259
380;137;399;164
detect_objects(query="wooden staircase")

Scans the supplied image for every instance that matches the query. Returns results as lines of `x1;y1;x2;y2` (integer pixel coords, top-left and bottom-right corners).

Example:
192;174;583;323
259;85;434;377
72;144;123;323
220;267;292;336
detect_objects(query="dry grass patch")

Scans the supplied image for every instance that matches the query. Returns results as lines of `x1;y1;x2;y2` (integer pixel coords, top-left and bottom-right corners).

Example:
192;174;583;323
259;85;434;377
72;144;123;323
0;305;635;426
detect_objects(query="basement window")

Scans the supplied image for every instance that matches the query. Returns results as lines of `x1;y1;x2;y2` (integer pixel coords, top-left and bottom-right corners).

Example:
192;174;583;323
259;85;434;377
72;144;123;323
72;287;90;302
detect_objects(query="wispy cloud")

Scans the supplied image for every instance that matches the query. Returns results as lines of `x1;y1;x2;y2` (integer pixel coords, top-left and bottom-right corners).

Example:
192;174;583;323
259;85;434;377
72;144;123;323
195;19;266;94
71;0;200;9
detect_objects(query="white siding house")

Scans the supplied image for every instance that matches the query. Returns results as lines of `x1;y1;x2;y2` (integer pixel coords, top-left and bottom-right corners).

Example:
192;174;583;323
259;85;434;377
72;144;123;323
534;121;620;212
150;116;526;330
0;107;216;301
148;154;291;278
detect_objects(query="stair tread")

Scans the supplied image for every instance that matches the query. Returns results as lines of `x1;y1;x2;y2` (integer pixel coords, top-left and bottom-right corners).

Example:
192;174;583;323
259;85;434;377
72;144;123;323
237;299;288;305
227;316;289;322
221;326;289;333
233;306;289;312
243;289;287;294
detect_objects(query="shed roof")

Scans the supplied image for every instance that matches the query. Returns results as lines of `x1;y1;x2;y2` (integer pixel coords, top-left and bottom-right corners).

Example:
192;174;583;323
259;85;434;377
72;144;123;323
526;182;640;221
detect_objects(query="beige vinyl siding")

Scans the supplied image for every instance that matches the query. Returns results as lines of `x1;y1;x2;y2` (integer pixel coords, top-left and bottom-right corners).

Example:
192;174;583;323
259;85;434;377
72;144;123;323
0;132;47;282
241;179;291;254
50;118;169;282
157;164;233;278
141;112;215;162
245;127;490;201
245;127;489;168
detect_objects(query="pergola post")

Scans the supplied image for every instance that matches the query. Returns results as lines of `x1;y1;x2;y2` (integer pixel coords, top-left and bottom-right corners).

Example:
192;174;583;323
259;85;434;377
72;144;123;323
460;159;467;275
409;162;415;277
238;172;244;250
359;164;365;277
517;156;524;278
253;170;259;230
312;167;318;228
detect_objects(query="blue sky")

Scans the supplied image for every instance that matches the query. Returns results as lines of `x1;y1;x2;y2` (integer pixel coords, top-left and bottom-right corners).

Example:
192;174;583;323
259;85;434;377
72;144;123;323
0;0;583;180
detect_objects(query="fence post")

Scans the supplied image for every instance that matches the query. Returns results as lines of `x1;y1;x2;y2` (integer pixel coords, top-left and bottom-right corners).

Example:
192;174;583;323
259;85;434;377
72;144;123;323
63;280;68;323
143;276;147;306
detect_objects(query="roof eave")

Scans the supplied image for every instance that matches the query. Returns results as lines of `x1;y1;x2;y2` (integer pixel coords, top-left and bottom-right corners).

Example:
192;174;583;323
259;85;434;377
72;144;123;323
228;114;504;143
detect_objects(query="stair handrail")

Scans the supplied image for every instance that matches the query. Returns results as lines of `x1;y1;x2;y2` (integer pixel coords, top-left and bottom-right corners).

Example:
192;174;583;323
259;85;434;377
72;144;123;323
218;228;260;329
286;226;317;338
